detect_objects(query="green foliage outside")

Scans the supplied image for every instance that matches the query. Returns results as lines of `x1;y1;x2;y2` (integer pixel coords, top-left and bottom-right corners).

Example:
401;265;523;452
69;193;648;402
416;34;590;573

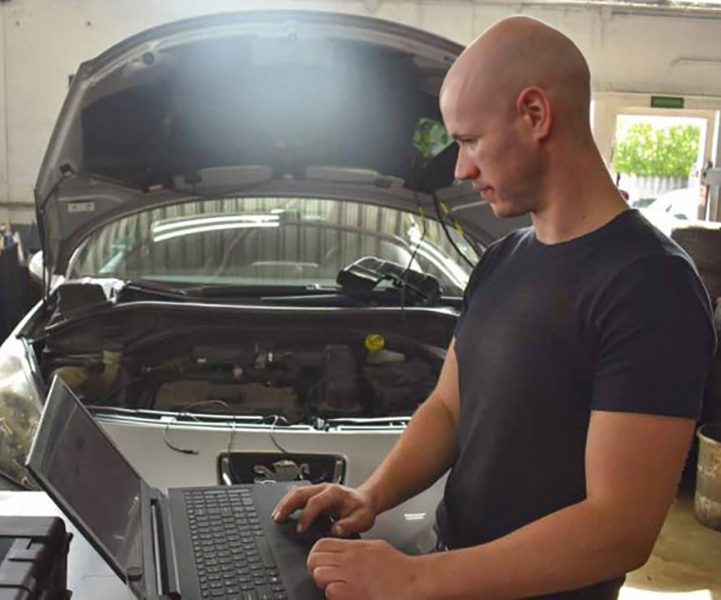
613;123;700;178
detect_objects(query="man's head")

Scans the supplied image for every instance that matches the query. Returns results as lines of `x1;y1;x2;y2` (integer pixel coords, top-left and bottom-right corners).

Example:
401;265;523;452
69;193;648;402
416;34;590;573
440;17;593;217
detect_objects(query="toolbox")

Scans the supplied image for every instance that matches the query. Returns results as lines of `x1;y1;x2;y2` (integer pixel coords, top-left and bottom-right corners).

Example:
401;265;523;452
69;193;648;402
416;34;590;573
0;516;72;599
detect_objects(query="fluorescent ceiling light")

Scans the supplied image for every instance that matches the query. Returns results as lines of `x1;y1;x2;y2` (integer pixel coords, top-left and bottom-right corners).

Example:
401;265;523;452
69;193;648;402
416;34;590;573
153;221;279;243
152;214;280;234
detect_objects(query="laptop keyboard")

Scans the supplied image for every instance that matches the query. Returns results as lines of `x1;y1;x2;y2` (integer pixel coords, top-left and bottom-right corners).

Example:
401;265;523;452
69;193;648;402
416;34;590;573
186;487;288;600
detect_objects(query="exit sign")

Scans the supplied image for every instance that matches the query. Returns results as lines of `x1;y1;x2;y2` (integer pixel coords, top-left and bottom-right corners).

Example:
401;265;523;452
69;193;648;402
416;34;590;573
651;95;685;109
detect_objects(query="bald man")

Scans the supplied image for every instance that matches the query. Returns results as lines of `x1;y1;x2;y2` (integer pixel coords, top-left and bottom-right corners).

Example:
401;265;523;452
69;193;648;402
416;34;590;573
273;16;716;600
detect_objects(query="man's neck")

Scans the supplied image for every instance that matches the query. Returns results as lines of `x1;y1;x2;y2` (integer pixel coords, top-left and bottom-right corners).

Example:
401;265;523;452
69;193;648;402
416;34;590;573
530;154;629;246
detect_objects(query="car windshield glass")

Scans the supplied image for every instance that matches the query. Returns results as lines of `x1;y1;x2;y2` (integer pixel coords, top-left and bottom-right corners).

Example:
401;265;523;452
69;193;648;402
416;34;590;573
69;197;478;296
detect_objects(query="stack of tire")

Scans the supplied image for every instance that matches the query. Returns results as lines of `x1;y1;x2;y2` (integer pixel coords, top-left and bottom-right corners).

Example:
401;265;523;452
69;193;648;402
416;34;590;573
672;223;721;303
671;223;721;489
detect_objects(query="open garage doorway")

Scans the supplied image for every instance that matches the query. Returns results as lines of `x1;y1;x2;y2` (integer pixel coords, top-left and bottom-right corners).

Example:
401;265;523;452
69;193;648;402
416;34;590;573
613;113;709;229
591;93;721;232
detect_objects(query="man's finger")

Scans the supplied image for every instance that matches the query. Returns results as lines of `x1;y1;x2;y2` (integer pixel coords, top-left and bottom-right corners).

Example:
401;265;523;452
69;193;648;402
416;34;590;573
310;566;344;590
311;537;352;554
272;484;325;522
297;488;342;532
307;551;341;572
331;511;370;537
325;581;354;600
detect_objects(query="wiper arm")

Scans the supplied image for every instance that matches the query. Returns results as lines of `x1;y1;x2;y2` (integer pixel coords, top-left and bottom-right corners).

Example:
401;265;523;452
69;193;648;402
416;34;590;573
182;284;338;298
185;283;431;307
123;280;360;301
122;277;440;307
121;279;191;299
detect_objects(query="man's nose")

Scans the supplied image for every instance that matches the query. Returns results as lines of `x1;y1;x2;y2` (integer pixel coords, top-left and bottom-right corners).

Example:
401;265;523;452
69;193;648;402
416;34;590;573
454;148;480;181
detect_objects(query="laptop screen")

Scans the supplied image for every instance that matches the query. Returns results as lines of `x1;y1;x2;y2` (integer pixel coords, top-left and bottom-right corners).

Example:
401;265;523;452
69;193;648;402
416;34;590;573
26;377;144;580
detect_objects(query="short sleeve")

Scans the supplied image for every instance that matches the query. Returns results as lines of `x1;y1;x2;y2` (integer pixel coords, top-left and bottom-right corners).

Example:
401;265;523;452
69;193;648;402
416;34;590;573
455;257;484;330
591;254;716;418
454;231;520;337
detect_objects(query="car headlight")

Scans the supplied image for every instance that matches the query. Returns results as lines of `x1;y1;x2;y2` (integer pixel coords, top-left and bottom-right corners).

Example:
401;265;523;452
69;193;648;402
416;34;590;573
0;335;42;487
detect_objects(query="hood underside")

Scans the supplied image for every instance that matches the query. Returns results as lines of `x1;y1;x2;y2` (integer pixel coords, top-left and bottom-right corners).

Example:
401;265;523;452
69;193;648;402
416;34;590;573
36;11;528;275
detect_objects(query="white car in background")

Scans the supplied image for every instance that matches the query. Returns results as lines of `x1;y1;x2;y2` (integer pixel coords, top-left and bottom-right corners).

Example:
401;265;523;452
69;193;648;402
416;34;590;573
0;10;529;552
638;186;700;235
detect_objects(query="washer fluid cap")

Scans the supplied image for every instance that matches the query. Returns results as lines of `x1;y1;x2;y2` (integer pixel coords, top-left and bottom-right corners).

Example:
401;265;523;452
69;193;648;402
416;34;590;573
364;333;385;352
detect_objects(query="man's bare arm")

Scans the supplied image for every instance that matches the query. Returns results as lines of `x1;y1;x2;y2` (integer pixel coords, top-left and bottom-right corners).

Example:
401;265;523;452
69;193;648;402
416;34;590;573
413;410;695;600
359;338;460;515
273;339;460;531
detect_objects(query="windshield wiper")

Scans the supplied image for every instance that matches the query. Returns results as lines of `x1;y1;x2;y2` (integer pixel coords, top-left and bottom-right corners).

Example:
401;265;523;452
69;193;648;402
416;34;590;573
121;279;192;300
121;281;339;301
120;276;442;307
182;284;338;298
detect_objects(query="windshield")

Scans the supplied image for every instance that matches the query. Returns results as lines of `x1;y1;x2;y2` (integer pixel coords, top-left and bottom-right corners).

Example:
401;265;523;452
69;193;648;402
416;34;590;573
69;197;479;296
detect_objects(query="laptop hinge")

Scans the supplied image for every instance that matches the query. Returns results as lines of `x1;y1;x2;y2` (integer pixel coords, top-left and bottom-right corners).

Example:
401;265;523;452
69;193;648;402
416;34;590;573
151;496;182;600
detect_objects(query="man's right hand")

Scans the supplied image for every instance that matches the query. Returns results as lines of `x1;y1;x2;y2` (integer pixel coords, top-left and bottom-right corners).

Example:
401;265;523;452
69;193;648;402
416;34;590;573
272;483;377;537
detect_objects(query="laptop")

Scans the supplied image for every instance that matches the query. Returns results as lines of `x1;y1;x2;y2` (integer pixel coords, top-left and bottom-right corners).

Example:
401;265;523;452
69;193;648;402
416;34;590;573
26;376;326;600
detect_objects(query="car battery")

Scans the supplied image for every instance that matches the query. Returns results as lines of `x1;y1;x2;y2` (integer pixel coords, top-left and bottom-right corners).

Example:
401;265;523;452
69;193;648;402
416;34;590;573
0;516;72;600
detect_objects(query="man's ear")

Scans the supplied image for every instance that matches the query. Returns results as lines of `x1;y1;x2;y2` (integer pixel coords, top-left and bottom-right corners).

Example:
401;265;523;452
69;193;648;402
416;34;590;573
516;87;552;141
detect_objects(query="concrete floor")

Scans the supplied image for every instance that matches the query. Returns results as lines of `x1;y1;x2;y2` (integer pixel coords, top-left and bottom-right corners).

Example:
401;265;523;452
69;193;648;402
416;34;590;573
621;491;721;600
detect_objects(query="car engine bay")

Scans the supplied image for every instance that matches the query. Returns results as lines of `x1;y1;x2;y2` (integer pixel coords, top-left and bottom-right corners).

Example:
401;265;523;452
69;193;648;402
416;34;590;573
33;304;452;423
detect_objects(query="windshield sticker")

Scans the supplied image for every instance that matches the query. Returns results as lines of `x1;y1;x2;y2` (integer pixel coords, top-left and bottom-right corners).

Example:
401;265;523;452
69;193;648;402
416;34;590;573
67;201;96;214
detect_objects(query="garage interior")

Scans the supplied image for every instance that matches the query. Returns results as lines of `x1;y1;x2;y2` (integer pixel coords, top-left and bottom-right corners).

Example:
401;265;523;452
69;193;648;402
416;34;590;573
1;0;721;599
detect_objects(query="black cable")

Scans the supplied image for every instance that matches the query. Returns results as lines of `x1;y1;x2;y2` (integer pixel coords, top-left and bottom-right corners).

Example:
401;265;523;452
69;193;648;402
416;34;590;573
461;228;484;258
432;191;475;269
162;399;295;483
224;412;289;483
400;204;428;315
163;416;200;455
401;203;427;282
226;413;240;482
163;419;200;455
265;414;292;455
163;399;232;455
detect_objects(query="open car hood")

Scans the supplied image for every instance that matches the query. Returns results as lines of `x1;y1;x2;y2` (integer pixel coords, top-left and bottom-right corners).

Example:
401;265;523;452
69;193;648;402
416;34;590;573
35;10;529;275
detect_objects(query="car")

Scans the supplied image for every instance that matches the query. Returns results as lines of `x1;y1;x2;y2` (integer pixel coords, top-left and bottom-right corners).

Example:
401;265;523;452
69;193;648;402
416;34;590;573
646;186;699;219
0;10;528;551
638;186;701;234
629;196;656;210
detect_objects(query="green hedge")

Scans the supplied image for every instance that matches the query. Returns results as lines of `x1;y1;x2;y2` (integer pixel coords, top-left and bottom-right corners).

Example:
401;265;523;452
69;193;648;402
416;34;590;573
613;123;700;178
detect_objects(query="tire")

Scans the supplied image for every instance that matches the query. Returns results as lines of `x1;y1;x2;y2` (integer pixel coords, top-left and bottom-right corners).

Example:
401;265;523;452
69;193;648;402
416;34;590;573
671;224;721;300
700;304;721;425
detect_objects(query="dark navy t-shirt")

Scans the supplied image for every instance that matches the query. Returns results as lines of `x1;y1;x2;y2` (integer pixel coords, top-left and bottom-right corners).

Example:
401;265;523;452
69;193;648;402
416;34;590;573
435;209;716;598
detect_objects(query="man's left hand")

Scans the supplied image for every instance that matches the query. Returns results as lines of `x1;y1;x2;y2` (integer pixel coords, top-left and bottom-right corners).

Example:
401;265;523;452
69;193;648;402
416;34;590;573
307;538;423;600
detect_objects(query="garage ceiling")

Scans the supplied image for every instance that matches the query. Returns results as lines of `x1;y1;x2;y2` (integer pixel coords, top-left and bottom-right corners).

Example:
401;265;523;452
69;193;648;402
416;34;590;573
516;0;721;8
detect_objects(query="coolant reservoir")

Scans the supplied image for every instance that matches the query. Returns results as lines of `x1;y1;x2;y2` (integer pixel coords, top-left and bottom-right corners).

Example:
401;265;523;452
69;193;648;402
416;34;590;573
365;333;405;365
366;349;406;365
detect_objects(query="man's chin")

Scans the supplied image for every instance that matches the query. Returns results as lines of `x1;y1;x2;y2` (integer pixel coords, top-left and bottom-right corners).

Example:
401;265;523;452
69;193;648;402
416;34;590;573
480;190;529;218
488;199;522;219
479;188;531;219
487;202;526;219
